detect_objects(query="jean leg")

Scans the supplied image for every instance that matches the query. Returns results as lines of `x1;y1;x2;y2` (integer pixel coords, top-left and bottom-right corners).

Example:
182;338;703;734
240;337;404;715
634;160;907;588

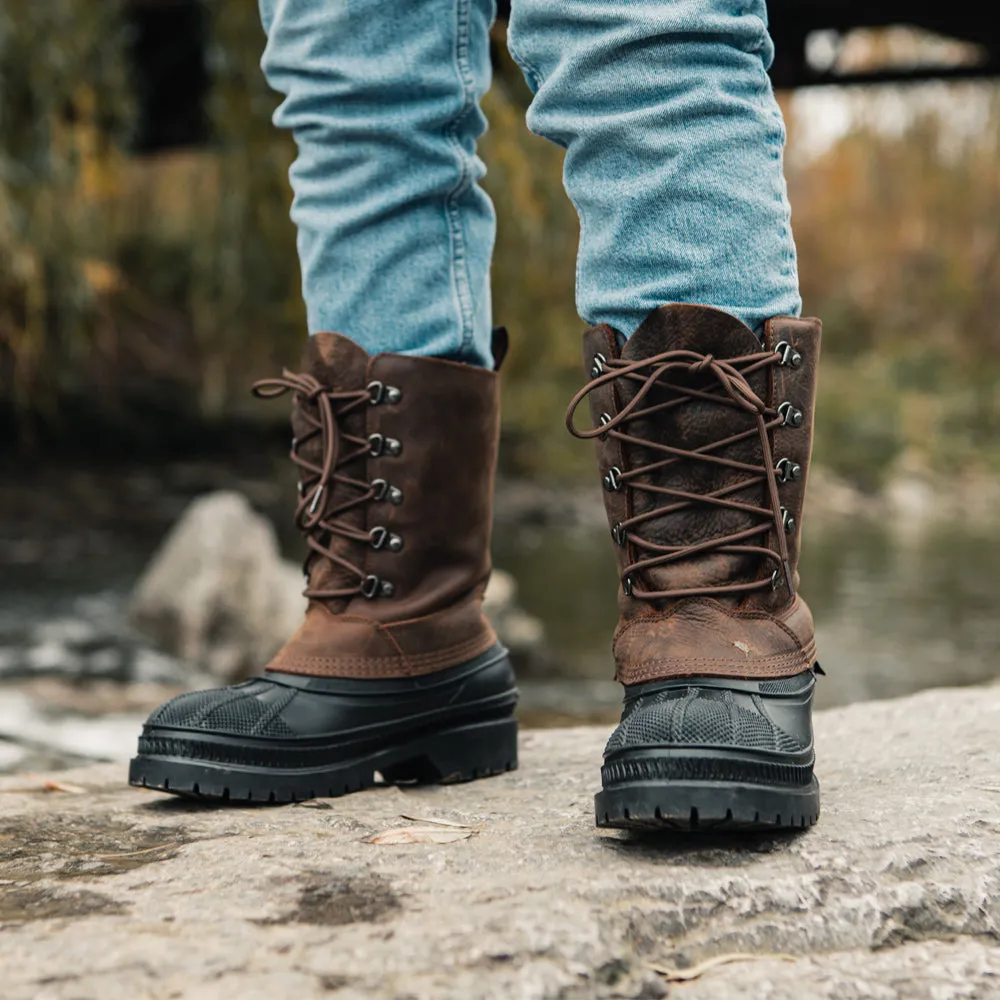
506;0;801;336
258;0;497;365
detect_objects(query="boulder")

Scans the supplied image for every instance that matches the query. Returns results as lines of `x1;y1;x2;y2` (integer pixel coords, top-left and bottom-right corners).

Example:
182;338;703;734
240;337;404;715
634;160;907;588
484;568;549;671
1;683;998;999
129;491;306;681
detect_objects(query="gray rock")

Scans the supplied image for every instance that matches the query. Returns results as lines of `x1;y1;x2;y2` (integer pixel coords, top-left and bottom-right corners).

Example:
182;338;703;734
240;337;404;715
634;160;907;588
130;491;547;680
129;647;195;686
129;491;307;681
1;683;998;999
484;569;549;670
0;738;27;772
25;640;82;675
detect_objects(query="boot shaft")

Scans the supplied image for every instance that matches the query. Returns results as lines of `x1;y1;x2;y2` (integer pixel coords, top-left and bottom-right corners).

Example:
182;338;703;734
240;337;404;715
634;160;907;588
573;304;820;616
253;333;502;678
282;333;502;621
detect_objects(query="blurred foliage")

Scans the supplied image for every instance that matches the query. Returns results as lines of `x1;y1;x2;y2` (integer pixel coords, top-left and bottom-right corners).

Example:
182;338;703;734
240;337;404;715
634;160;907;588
791;92;1000;487
0;1;131;419
0;0;302;433
3;7;1000;492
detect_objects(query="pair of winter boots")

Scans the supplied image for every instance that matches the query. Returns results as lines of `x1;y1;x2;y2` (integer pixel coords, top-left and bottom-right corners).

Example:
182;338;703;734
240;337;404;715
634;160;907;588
131;304;822;831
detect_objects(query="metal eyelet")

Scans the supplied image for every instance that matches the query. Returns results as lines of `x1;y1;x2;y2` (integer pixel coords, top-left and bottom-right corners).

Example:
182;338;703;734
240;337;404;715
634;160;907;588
598;412;612;440
770;569;784;591
775;458;802;483
370;526;403;552
368;380;402;405
361;575;396;599
778;401;804;428
622;575;634;597
612;522;627;546
590;352;607;378
775;341;803;369
368;433;402;457
781;507;796;534
370;479;404;504
603;466;623;492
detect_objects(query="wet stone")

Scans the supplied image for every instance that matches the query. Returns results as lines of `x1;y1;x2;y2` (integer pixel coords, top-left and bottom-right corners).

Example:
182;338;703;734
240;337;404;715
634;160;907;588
0;886;127;924
260;874;403;927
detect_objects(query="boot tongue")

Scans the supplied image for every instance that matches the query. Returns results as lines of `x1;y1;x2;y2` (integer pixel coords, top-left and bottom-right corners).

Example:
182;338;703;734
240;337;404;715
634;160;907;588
617;305;770;604
621;303;760;363
303;331;371;385
293;333;371;605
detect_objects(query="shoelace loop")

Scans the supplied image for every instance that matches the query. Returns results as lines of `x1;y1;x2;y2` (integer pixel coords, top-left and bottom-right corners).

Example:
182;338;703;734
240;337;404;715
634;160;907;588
252;371;385;600
566;346;795;602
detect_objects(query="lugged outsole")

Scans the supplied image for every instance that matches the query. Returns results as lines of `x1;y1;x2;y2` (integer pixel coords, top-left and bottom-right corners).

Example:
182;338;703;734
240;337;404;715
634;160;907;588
129;716;518;804
595;777;820;832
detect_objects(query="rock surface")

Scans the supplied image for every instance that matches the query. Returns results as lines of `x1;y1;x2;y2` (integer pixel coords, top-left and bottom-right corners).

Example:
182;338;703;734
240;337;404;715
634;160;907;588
129;490;548;680
2;684;999;999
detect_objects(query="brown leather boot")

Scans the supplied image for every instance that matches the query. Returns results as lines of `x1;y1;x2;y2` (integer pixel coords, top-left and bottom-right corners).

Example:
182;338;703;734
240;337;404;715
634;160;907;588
567;304;821;830
130;332;518;802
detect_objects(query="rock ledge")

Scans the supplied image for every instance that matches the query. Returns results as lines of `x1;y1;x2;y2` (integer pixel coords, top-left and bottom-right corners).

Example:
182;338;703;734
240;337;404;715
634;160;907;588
1;684;999;1000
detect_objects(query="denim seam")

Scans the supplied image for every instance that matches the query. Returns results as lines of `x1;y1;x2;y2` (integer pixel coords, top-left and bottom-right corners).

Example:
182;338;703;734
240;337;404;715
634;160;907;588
750;13;799;311
444;0;478;359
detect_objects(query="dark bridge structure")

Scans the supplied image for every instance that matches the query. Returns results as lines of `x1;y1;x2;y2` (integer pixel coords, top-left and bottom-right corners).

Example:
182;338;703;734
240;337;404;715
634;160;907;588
130;0;1000;153
766;0;1000;88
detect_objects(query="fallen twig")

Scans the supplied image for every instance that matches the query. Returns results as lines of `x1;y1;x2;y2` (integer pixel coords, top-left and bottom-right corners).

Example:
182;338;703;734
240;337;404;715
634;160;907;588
650;952;797;982
398;813;482;830
366;825;478;845
93;842;181;859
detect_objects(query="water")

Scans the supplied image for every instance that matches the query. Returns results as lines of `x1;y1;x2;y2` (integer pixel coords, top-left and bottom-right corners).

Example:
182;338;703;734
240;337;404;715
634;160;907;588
495;518;1000;712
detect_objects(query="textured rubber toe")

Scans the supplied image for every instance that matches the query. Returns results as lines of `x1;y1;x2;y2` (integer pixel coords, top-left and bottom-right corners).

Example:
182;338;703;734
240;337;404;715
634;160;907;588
596;672;820;831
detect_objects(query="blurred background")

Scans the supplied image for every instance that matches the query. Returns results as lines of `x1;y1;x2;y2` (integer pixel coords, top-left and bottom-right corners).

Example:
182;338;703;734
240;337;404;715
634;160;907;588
2;1;1000;773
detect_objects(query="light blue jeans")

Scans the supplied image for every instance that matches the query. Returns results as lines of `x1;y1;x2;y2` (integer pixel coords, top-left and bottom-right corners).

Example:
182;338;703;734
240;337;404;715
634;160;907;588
258;0;801;367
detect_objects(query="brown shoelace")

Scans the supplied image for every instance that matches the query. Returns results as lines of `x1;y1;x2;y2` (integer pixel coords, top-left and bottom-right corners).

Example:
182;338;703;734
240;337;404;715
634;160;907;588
252;371;383;600
566;346;794;601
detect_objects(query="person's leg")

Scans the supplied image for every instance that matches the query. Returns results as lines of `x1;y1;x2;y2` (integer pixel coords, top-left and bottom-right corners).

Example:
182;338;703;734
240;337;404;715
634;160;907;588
507;0;800;337
510;0;821;831
131;0;519;802
257;0;497;366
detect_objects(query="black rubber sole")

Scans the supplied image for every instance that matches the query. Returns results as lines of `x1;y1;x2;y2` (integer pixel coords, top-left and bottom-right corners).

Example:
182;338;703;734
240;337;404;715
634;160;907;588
129;716;518;803
595;776;820;831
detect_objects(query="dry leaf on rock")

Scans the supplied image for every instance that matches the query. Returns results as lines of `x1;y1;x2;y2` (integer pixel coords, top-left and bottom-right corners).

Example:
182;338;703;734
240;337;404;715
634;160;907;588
398;814;482;830
366;826;477;845
42;779;88;794
651;952;797;982
1;777;89;795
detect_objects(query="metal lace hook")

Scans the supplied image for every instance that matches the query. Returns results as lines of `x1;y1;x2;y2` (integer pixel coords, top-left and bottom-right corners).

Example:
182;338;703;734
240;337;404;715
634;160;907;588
755;410;794;595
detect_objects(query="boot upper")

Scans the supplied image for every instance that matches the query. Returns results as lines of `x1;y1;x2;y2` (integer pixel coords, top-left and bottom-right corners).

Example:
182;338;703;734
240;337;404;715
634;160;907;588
569;304;822;684
256;333;502;678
